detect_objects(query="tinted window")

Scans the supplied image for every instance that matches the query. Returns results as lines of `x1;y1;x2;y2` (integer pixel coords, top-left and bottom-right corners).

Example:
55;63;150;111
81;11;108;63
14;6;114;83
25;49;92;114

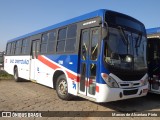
42;33;48;42
49;31;56;41
65;38;76;52
11;42;16;55
116;17;142;32
6;43;11;55
56;28;67;52
56;24;77;53
40;33;48;53
67;24;77;38
58;28;67;40
56;41;65;52
105;11;145;34
65;24;77;52
15;40;22;55
41;44;47;53
22;38;30;54
81;30;89;60
21;39;26;54
47;30;56;53
90;29;99;60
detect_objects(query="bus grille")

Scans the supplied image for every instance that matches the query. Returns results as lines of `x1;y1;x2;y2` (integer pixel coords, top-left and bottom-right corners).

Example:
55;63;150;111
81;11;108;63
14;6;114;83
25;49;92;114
123;89;138;95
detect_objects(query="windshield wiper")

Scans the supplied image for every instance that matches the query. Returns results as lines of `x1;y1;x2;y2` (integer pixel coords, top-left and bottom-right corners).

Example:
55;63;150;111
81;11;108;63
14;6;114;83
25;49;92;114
118;26;128;46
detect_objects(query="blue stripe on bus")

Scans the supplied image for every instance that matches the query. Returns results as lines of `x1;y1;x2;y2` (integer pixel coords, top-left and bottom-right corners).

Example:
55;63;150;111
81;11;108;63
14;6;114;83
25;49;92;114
44;54;108;84
45;54;79;73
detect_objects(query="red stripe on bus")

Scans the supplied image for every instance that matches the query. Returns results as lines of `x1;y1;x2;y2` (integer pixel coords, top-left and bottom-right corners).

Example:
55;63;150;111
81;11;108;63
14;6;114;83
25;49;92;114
66;71;80;82
96;86;99;93
38;55;79;82
85;79;93;87
38;55;59;70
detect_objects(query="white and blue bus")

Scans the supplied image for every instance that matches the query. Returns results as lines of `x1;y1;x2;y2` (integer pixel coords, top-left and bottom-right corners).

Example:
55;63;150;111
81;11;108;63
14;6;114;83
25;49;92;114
4;9;148;102
147;27;160;94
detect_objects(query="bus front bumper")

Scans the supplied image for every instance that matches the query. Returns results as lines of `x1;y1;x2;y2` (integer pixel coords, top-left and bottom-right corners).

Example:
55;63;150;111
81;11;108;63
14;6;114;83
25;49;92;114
96;83;148;102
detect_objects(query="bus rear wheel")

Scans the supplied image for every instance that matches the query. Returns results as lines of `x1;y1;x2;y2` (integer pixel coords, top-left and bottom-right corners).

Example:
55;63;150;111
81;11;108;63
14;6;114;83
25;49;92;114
14;67;21;82
56;75;73;100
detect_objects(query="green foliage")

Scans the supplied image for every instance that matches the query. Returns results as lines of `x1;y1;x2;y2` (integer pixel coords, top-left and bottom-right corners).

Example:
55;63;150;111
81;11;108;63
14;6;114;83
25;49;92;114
0;70;13;79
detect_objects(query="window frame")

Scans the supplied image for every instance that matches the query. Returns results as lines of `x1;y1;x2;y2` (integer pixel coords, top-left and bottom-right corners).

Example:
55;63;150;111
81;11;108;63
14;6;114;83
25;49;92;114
56;24;77;53
6;43;11;55
56;27;67;53
47;30;57;53
40;33;49;54
15;40;22;55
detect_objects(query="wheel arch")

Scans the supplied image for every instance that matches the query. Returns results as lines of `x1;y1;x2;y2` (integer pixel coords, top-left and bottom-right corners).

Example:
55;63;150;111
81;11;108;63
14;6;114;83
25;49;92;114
13;65;18;74
53;70;68;89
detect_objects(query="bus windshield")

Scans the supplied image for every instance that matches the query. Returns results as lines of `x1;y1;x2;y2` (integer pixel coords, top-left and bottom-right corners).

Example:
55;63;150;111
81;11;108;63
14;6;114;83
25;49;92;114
105;27;147;70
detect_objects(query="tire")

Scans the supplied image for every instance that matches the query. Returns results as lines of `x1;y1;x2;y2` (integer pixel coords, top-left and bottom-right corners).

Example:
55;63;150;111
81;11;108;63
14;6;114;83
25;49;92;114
56;75;73;100
14;67;21;82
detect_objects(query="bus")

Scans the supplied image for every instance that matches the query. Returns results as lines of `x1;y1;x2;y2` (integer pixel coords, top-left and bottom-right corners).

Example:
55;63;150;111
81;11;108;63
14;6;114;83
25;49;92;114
4;9;148;102
147;27;160;94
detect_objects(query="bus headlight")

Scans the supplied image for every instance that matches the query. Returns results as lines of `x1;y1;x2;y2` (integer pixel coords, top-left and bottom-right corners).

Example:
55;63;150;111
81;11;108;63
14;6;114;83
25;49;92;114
125;55;132;62
101;73;119;88
141;78;148;86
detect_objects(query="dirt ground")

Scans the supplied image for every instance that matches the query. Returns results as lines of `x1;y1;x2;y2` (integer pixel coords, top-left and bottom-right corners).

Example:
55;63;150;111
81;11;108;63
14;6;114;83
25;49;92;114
0;78;160;120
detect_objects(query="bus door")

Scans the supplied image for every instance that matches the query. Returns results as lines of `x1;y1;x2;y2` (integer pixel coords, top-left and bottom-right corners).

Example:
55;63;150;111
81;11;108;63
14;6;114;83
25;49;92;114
79;27;99;98
147;38;160;92
30;39;40;81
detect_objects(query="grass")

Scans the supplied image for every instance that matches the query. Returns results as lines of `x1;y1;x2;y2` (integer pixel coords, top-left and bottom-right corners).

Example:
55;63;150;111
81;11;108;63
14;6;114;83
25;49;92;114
0;70;14;79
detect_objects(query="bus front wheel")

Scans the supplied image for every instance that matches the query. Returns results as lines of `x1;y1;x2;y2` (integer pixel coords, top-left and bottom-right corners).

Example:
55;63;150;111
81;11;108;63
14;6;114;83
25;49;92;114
56;75;73;100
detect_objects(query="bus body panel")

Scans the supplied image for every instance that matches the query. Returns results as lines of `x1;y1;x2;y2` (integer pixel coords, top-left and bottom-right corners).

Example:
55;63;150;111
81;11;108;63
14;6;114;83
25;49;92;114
4;9;149;102
4;56;30;80
37;55;79;89
96;83;148;102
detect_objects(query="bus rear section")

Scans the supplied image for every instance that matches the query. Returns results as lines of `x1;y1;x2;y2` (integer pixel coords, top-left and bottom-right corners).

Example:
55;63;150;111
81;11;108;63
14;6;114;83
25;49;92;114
147;27;160;94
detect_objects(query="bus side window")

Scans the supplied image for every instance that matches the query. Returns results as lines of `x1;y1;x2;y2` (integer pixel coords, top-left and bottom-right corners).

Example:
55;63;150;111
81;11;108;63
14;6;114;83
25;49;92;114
22;38;30;54
41;33;48;53
56;28;67;52
65;24;77;52
47;30;56;53
15;40;22;55
90;29;99;60
6;43;11;55
11;42;16;55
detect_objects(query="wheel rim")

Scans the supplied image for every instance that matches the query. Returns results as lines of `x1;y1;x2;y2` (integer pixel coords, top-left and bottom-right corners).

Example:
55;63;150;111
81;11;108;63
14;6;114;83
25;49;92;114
58;80;67;95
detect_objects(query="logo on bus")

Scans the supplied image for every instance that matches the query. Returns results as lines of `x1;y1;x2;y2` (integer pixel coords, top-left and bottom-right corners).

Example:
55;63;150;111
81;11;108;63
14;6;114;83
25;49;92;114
10;59;29;65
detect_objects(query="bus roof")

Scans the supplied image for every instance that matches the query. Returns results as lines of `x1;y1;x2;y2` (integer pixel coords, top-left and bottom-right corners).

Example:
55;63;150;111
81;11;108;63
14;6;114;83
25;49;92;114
8;9;106;43
146;27;160;35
